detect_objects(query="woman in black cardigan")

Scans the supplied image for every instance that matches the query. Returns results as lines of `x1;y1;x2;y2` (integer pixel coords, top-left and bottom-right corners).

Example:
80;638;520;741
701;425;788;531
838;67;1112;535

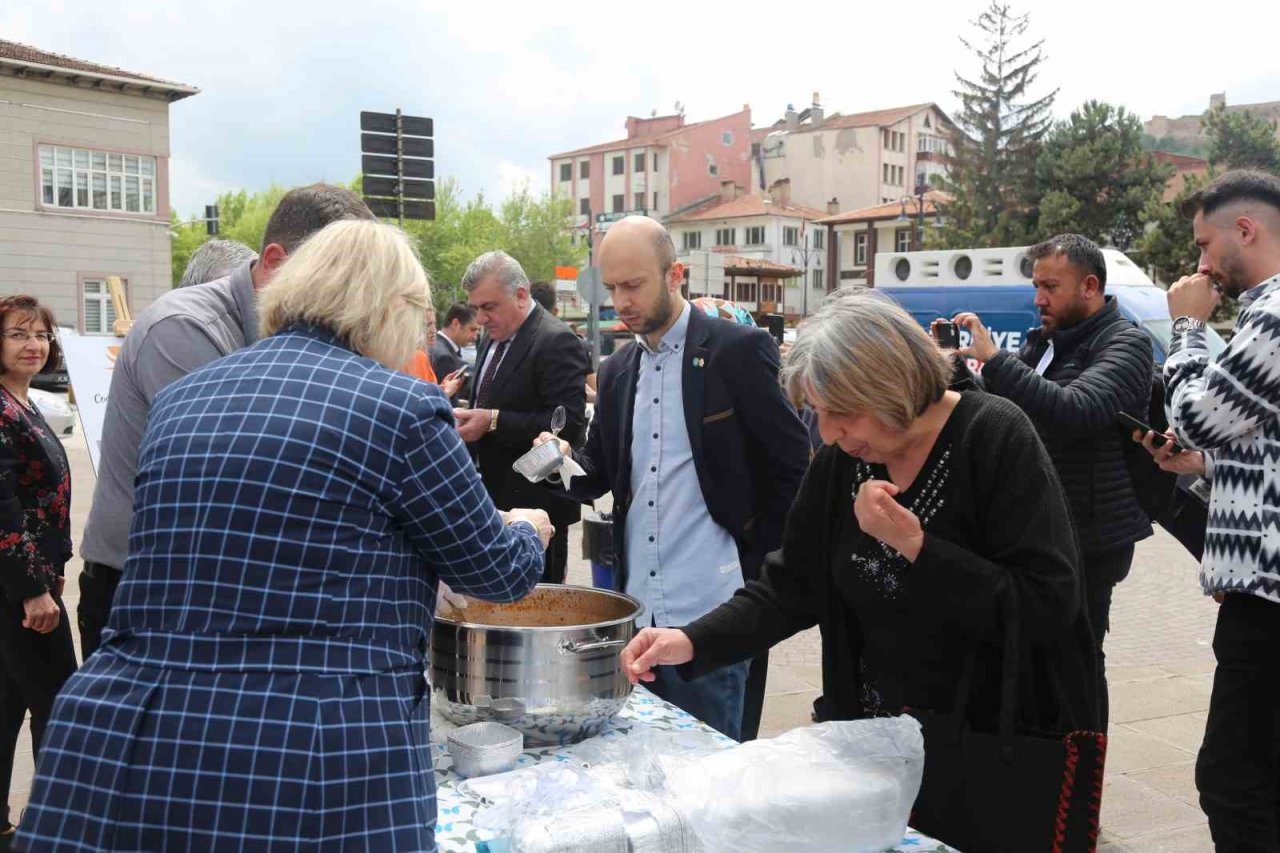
0;296;77;843
622;289;1098;836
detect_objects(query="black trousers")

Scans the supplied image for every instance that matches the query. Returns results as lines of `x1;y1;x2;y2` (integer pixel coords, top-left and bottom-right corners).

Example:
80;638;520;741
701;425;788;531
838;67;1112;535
739;651;769;741
0;593;77;826
1081;543;1135;732
1197;593;1280;853
541;523;569;584
75;562;122;660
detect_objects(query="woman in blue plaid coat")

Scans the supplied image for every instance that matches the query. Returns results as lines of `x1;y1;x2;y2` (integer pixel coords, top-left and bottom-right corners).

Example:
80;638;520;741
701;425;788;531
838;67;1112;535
16;221;549;852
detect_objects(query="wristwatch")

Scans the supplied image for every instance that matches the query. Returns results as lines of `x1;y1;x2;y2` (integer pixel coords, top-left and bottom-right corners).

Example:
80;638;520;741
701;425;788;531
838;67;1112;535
488;409;499;433
1172;316;1206;336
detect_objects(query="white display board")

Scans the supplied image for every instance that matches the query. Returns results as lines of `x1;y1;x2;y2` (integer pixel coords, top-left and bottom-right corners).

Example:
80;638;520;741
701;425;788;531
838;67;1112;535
60;329;124;475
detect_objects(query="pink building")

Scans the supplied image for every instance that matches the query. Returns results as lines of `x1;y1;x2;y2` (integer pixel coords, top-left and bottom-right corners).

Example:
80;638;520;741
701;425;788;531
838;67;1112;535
548;107;752;234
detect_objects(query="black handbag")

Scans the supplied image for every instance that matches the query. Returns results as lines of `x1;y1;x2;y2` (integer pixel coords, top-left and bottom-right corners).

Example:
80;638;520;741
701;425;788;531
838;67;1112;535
906;591;1107;853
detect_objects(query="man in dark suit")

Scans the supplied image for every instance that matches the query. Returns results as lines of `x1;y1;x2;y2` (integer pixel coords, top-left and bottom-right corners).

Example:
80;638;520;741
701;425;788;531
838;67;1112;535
454;251;589;583
430;302;478;403
537;216;809;740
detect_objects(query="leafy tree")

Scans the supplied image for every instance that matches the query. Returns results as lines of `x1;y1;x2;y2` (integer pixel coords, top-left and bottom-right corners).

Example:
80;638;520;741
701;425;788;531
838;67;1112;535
1203;104;1280;171
169;177;584;308
497;186;580;284
169;184;290;285
934;1;1056;248
1034;101;1172;247
1132;171;1204;286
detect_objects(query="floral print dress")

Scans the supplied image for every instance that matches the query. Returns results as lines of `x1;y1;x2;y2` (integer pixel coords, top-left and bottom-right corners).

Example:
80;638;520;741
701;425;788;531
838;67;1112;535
0;388;71;605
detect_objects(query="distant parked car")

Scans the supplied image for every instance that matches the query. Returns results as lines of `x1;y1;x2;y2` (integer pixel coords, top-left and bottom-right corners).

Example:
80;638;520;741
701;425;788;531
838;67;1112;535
30;326;72;391
30;389;74;436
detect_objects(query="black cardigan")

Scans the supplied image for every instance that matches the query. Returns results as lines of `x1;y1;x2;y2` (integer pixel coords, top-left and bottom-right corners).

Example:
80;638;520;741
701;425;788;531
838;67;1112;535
683;392;1099;734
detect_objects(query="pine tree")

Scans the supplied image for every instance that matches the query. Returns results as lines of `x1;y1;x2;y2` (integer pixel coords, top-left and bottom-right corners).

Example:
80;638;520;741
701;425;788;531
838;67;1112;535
934;2;1056;248
1203;103;1280;172
1035;101;1172;248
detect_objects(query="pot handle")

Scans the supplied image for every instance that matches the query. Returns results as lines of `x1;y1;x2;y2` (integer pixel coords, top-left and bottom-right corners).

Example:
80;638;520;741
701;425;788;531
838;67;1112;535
559;634;627;655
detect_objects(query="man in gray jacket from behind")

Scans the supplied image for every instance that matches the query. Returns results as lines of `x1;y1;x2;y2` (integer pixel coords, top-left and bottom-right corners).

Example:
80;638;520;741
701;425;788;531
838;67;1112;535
77;184;375;657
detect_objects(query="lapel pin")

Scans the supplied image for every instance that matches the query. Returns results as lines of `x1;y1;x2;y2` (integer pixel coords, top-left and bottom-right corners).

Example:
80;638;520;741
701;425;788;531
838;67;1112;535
692;357;705;368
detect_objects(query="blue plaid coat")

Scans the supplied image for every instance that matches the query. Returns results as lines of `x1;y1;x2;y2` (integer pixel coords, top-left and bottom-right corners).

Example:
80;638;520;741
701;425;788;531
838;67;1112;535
16;326;543;852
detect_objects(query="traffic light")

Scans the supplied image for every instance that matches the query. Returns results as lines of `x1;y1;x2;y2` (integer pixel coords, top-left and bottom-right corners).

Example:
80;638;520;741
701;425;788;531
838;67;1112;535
205;204;219;236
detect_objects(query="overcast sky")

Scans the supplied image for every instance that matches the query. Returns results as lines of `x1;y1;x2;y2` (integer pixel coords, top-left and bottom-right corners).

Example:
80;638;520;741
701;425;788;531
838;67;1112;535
6;0;1280;217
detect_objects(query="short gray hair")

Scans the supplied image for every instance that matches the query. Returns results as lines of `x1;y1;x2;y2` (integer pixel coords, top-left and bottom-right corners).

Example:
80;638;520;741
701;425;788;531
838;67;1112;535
179;239;258;288
781;287;951;431
461;250;529;295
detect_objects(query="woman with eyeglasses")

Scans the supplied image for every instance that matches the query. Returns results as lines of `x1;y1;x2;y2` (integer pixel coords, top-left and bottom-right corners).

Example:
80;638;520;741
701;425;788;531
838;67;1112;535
0;296;76;845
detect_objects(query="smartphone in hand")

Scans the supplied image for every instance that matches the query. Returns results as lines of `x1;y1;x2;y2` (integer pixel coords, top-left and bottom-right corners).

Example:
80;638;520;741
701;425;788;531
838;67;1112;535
932;320;959;350
1116;411;1182;454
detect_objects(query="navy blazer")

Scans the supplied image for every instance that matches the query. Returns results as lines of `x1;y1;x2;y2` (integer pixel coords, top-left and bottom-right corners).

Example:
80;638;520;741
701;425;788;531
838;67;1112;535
564;306;810;590
470;305;590;528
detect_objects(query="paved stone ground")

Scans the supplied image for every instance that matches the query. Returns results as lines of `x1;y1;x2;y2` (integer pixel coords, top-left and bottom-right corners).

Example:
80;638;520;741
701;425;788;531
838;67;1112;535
9;422;1220;850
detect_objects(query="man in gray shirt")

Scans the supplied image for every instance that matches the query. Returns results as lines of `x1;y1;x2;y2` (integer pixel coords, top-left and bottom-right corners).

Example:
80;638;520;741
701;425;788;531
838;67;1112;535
77;184;375;657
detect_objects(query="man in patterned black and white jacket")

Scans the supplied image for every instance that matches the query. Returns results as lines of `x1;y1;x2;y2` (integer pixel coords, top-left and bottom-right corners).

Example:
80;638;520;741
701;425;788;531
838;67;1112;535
1157;169;1280;852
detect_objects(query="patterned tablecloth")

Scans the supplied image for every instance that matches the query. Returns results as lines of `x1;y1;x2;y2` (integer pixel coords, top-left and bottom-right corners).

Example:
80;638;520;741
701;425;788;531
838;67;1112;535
430;686;957;852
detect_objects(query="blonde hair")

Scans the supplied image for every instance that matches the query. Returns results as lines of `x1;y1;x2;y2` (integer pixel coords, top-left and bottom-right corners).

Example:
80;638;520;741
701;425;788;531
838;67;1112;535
781;287;951;431
258;220;431;369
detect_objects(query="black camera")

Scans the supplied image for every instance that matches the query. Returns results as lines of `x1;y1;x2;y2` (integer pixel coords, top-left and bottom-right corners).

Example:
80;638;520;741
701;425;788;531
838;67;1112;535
933;320;959;350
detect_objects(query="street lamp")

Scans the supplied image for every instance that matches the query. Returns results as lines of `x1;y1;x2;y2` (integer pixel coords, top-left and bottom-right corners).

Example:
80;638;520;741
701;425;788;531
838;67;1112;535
896;180;943;250
790;225;823;317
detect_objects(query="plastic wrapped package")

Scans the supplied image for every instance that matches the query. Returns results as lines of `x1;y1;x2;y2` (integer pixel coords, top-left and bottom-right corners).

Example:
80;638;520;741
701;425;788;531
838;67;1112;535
566;728;728;791
662;716;925;853
466;737;711;851
468;717;922;853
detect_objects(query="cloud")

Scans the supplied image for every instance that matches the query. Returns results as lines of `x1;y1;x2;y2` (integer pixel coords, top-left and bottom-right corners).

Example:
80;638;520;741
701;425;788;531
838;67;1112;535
13;0;1280;221
167;156;237;219
493;159;547;203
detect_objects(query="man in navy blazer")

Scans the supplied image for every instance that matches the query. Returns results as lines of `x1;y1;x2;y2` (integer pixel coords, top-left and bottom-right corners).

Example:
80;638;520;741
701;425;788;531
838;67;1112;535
540;217;809;740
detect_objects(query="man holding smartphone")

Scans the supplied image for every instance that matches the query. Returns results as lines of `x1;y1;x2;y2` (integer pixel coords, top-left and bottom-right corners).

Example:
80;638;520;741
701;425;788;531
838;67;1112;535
950;233;1154;731
1156;170;1280;852
430;302;479;403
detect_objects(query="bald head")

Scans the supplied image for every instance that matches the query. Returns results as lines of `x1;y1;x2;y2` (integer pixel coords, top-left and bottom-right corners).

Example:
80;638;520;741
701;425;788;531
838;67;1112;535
598;215;676;275
598;216;685;346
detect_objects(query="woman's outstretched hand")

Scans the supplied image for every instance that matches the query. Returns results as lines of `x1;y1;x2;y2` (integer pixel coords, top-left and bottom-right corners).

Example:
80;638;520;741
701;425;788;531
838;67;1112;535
620;627;694;684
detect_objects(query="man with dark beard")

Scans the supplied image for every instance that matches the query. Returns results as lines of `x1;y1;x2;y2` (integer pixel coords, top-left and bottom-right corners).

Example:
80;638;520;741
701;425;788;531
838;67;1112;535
534;216;809;741
951;234;1154;731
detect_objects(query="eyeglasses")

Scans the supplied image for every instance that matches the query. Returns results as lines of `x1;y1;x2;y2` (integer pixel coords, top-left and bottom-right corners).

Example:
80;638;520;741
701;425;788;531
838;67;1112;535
2;331;54;344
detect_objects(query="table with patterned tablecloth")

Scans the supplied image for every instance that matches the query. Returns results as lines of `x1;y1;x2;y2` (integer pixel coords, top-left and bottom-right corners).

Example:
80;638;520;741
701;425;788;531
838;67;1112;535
430;685;957;852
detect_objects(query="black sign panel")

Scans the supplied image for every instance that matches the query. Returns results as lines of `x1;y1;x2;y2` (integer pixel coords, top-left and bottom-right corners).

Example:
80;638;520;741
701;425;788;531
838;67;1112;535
360;133;433;159
360;111;433;138
362;176;435;200
362;154;434;180
366;197;435;220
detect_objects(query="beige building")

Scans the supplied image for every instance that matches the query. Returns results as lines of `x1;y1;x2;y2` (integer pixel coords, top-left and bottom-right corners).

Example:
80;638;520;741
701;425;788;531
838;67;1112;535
668;180;827;319
818;191;946;289
0;40;197;333
752;97;956;215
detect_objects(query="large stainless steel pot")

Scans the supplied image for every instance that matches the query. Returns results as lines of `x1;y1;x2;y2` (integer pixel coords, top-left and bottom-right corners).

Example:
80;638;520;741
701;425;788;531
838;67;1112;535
430;584;644;746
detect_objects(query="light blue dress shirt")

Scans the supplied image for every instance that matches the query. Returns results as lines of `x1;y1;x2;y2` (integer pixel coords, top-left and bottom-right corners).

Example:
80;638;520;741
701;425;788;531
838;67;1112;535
625;302;743;627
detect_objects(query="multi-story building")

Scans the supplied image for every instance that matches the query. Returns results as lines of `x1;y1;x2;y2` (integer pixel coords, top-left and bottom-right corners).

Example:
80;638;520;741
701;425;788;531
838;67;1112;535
667;179;827;319
751;95;957;214
0;40;197;334
818;191;946;289
548;108;752;237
